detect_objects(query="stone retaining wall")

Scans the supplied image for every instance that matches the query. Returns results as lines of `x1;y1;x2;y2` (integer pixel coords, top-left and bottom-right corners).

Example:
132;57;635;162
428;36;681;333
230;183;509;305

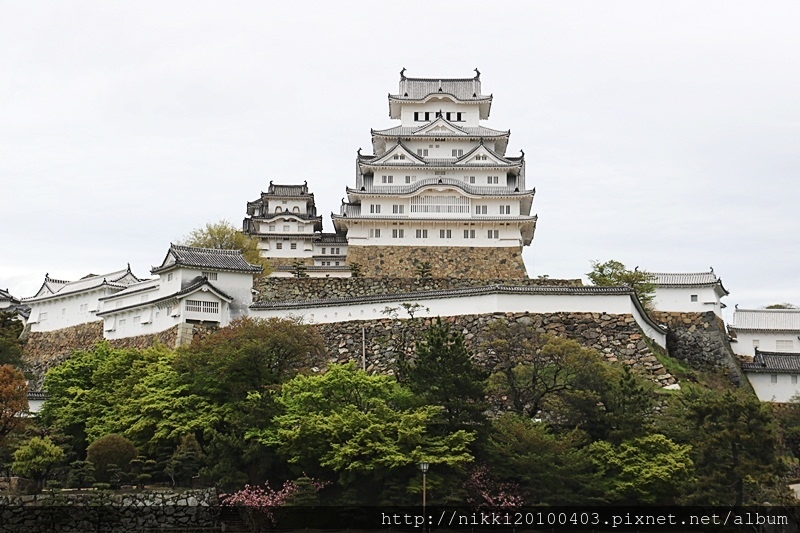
650;310;745;385
256;276;581;302
315;311;676;387
0;489;220;531
346;245;528;278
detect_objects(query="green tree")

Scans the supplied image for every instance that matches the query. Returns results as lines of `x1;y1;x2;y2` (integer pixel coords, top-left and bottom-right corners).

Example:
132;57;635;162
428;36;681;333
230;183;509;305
290;261;309;278
0;311;25;368
587;260;655;311
12;436;64;491
484;323;606;419
66;459;96;488
165;434;204;487
86;433;138;483
252;363;475;503
681;388;783;506
589;434;694;504
181;219;271;276
765;303;798;309
405;317;487;432
485;414;603;505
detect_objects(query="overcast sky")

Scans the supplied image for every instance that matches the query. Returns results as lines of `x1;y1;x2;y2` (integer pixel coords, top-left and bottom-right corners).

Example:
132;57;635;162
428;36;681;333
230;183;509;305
2;1;798;318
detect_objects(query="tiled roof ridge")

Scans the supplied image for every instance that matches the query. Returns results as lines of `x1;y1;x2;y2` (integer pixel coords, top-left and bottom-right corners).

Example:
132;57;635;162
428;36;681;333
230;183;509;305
171;243;245;256
97;277;233;317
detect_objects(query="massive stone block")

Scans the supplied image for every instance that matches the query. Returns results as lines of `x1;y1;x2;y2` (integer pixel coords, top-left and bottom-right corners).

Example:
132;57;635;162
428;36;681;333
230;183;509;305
346;245;528;279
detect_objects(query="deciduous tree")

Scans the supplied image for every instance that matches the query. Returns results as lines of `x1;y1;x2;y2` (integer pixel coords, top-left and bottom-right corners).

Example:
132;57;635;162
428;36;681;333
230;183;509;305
12;436;64;491
181;219;270;275
0;364;28;443
587;260;655;311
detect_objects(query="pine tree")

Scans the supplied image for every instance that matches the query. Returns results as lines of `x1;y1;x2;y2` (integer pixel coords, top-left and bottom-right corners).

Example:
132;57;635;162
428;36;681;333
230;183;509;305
406;318;488;432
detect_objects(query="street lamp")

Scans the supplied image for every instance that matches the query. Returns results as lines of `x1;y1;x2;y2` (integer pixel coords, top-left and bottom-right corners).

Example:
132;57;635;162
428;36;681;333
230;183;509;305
419;461;430;523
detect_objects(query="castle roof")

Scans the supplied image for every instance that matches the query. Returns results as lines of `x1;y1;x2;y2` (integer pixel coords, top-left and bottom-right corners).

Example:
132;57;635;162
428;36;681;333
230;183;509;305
151;244;262;275
741;349;800;373
389;70;492;119
649;269;729;295
24;266;142;302
730;309;800;332
265;181;312;197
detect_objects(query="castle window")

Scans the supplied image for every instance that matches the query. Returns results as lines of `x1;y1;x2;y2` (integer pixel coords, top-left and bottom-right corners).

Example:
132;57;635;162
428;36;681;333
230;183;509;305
434;171;446;175
392;229;404;238
771;374;778;384
269;224;276;231
293;206;300;213
392;154;405;160
370;228;381;238
690;295;698;302
202;272;218;280
335;262;340;266
334;248;341;254
290;243;297;250
487;176;499;184
167;273;173;281
440;229;452;239
417;149;428;156
488;229;499;239
414;112;430;122
283;225;290;232
415;229;428;238
405;175;412;183
276;243;283;250
475;205;487;215
370;204;381;214
464;176;475;184
322;248;326;254
463;229;475;239
382;175;394;183
392;204;405;214
451;149;464;157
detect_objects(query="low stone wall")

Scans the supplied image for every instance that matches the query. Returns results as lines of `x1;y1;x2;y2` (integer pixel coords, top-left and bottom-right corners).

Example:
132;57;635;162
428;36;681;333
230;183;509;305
315;311;676;387
346;245;528;278
256;276;582;302
650;311;745;385
0;489;220;531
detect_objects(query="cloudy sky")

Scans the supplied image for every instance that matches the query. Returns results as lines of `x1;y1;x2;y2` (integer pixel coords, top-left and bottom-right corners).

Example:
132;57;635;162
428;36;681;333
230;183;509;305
2;1;798;317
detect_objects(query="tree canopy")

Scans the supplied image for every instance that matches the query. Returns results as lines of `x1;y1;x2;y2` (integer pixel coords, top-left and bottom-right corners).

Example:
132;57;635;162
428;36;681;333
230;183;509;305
587;259;655;311
181;219;271;275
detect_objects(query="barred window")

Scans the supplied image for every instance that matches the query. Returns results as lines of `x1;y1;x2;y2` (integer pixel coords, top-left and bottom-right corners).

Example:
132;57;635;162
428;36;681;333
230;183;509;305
186;300;220;313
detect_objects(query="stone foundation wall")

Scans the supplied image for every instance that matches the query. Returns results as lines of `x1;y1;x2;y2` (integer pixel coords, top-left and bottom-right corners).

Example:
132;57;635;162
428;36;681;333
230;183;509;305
346;245;528;278
314;311;676;387
650;311;744;385
256;276;581;302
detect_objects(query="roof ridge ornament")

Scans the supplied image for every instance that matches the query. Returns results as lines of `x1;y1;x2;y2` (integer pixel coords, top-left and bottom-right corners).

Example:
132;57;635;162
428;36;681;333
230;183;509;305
474;68;480;80
400;67;406;80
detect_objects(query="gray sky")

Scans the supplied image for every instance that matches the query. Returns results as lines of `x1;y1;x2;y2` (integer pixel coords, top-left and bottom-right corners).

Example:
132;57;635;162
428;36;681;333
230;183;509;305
2;1;798;318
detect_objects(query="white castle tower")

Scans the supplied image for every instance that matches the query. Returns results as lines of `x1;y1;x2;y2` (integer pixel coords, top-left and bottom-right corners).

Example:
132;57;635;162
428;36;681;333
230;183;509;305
332;69;536;278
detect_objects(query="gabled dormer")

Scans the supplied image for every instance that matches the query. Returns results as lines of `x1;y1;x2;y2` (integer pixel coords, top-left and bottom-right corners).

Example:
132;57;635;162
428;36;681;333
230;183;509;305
368;141;426;166
412;116;470;136
453;142;520;168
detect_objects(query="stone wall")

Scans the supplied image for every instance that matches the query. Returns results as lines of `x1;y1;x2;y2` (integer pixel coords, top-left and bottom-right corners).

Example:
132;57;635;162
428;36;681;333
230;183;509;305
314;311;676;387
256;276;581;302
346;245;528;278
650;310;745;385
0;489;221;531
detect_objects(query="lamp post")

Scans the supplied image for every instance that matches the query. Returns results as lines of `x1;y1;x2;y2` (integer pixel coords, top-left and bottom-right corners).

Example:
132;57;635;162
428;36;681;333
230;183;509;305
419;461;430;526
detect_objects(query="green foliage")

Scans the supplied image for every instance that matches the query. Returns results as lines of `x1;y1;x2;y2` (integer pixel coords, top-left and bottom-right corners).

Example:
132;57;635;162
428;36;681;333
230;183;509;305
67;460;96;488
486;415;602;505
0;311;24;368
484;323;606;418
12;436;64;490
290;261;309;278
589;434;694;504
254;363;475;500
86;434;138;483
349;263;362;278
587;260;655;311
765;303;798;309
679;388;783;505
405;317;487;432
181;219;270;276
165;434;204;487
